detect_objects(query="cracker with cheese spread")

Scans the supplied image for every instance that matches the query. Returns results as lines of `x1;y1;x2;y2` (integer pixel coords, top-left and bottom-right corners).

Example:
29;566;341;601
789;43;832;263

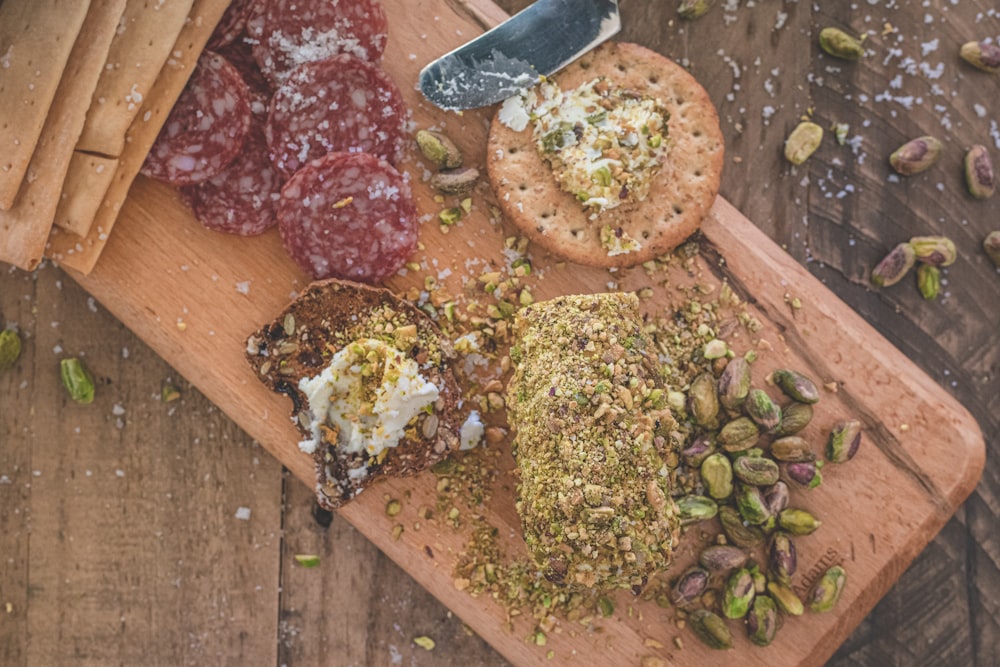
487;41;724;268
246;279;471;510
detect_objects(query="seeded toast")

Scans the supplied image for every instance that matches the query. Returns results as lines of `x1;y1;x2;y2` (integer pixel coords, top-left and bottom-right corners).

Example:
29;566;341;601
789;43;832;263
246;278;462;509
487;41;724;268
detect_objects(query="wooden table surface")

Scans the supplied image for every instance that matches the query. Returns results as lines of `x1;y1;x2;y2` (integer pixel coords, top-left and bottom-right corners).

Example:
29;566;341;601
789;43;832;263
2;1;998;665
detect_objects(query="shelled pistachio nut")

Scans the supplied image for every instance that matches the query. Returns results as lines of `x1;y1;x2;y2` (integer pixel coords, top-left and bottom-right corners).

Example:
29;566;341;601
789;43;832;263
808;565;847;612
719;506;766;548
770;436;817;462
890;136;942;175
721;568;756;619
732;456;781;487
965;145;996;199
819;27;865;60
778;508;822;535
985;231;1000;268
827;419;862;463
718;417;760;452
784;121;824;165
745;389;782;432
677;495;719;524
717;356;751;410
682;433;717;467
699;545;749;573
872;242;916;287
735;484;771;525
772;369;820;404
669;566;710;606
783;461;823;488
60;357;95;404
416;129;463;168
776;402;813;436
960;40;1000;73
678;0;716;20
689;609;733;650
0;329;22;372
746;595;779;646
763;481;791;515
767;580;804;616
910;235;957;267
917;264;941;300
769;533;797;583
701;453;734;500
430;167;479;195
688;372;721;428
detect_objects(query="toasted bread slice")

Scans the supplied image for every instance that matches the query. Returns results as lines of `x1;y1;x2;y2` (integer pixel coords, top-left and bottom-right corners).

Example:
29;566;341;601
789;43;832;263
487;41;724;268
246;279;462;509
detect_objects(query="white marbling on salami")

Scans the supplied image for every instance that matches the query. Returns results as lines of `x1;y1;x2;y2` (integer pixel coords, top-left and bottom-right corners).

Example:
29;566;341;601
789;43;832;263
219;38;273;121
183;124;284;236
266;54;406;177
141;51;252;186
277;151;417;283
246;0;388;88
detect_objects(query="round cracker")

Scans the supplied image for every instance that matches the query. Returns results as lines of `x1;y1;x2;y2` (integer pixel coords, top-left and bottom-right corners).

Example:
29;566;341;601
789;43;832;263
486;42;724;268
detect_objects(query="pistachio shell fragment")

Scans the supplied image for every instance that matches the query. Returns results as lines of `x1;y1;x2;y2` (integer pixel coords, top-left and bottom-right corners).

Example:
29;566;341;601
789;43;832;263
0;329;22;372
717;356;751;411
808;565;847;612
784;121;824;165
689;609;733;650
890;136;942;175
984;231;1000;268
772;369;820;404
917;264;941;300
964;145;996;199
910;235;957;267
872;242;916;287
746;595;779;646
721;568;756;619
827;419;862;463
960;40;1000;73
819;27;866;60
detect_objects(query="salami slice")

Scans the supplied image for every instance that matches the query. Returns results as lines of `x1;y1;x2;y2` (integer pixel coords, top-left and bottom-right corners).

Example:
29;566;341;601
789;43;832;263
218;38;273;120
182;125;283;236
207;0;257;50
142;51;252;186
277;152;416;283
266;54;406;176
246;0;388;87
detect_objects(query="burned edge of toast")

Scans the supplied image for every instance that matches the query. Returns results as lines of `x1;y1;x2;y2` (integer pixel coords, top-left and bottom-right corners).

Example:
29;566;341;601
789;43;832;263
245;278;462;509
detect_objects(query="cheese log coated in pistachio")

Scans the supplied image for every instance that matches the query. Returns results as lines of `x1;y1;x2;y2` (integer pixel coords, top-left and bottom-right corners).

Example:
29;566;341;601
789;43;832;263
507;292;681;589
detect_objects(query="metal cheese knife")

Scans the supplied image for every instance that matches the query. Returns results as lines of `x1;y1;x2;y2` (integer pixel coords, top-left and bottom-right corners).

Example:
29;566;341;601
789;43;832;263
418;0;621;111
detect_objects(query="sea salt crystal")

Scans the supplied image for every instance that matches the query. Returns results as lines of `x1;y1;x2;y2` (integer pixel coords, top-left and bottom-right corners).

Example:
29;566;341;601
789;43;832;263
235;507;252;520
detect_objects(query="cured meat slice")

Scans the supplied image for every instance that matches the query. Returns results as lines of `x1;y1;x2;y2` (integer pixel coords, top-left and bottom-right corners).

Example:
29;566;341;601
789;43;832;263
246;0;388;87
266;54;406;176
277;152;416;283
142;51;252;186
182;125;283;236
218;38;273;120
207;0;257;50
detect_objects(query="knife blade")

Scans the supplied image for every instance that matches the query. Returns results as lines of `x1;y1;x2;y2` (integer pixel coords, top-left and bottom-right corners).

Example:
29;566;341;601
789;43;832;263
419;0;621;111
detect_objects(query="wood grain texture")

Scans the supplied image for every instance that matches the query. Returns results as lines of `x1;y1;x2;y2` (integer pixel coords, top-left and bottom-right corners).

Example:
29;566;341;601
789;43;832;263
1;0;998;665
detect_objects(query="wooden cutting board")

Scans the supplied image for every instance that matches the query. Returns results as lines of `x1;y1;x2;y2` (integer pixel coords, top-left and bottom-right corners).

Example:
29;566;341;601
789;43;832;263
67;0;985;664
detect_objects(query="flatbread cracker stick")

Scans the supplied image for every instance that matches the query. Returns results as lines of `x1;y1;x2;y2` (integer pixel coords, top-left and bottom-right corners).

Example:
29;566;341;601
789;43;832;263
48;0;232;275
75;0;196;158
0;0;91;211
55;153;120;237
0;0;125;271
